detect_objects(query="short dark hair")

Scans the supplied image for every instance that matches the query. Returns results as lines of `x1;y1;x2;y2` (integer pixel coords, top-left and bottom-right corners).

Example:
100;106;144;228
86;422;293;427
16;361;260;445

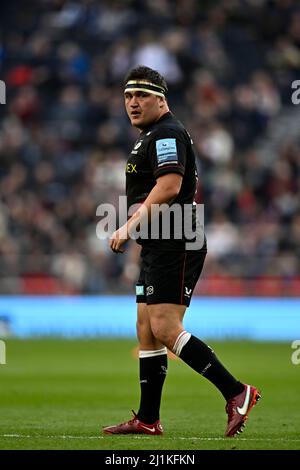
124;65;168;94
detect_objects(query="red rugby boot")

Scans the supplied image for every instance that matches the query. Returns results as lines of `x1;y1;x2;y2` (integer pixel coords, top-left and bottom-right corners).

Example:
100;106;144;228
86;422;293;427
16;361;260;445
225;384;261;437
103;411;163;435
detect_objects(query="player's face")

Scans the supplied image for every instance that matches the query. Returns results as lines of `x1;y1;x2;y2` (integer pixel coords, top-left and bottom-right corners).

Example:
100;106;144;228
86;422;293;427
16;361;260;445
124;91;165;129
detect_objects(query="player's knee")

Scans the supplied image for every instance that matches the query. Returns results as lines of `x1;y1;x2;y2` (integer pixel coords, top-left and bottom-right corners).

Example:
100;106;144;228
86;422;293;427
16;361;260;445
149;317;170;347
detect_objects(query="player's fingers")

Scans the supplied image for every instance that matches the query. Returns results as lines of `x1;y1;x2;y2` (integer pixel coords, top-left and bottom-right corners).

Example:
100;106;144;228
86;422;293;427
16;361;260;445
109;238;124;253
112;247;124;254
114;240;125;253
109;238;117;252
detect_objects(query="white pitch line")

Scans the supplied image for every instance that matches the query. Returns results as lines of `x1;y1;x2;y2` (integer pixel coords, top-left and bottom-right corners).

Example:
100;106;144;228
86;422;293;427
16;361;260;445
1;434;300;442
1;434;103;440
134;436;300;442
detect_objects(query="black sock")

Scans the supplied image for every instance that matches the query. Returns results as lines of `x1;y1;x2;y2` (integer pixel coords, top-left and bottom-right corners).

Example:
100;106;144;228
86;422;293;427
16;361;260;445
137;349;168;423
179;335;244;401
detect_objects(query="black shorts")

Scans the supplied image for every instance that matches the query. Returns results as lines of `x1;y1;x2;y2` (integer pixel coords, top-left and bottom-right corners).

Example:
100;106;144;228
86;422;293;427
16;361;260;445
136;244;207;307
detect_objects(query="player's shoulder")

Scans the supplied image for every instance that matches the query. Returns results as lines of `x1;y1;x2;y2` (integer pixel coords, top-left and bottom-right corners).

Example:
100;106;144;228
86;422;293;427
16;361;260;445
148;114;187;143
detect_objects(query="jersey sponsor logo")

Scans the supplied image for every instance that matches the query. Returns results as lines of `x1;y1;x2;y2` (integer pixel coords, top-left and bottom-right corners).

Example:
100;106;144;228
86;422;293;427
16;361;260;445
126;163;137;173
146;285;154;295
136;285;144;296
155;138;178;164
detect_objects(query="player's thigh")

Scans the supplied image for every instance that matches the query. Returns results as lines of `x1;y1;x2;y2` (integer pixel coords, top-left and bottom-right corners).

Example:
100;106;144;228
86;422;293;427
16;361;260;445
147;303;186;323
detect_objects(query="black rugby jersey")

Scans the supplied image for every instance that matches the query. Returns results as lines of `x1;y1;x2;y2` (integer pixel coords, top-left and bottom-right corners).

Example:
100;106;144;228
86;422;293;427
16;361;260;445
126;112;201;251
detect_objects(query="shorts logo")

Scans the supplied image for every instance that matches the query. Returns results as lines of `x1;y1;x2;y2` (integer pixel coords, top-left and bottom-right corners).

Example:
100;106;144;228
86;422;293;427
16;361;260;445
136;285;144;296
184;287;192;297
146;286;154;296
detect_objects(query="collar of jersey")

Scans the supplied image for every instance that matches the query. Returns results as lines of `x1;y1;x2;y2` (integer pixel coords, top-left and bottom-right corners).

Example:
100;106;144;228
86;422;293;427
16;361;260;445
140;111;172;135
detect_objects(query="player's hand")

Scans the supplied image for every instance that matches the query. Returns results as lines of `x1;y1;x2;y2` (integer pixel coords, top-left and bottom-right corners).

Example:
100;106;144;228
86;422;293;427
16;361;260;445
109;224;130;253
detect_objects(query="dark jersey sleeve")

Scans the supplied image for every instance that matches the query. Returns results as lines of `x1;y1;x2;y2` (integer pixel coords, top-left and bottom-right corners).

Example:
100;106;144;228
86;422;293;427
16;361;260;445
147;128;187;179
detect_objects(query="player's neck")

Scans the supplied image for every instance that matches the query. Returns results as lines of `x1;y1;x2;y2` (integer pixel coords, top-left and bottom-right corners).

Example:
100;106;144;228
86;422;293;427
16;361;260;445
137;109;170;133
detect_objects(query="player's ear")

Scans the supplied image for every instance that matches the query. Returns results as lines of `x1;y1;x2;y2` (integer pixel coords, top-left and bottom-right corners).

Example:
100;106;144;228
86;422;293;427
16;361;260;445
158;96;166;107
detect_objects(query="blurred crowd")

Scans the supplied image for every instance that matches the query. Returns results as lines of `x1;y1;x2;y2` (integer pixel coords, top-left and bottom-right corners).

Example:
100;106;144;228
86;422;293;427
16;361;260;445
0;0;300;294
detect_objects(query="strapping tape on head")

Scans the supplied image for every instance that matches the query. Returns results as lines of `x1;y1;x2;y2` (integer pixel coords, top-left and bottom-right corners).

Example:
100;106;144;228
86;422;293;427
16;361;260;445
124;80;166;97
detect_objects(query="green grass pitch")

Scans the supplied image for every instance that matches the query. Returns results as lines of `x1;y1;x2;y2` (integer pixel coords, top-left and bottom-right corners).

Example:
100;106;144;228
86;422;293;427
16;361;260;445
0;338;299;450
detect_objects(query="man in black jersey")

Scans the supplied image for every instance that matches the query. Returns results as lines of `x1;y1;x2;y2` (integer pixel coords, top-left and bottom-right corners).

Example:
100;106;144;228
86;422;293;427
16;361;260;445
103;66;260;438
